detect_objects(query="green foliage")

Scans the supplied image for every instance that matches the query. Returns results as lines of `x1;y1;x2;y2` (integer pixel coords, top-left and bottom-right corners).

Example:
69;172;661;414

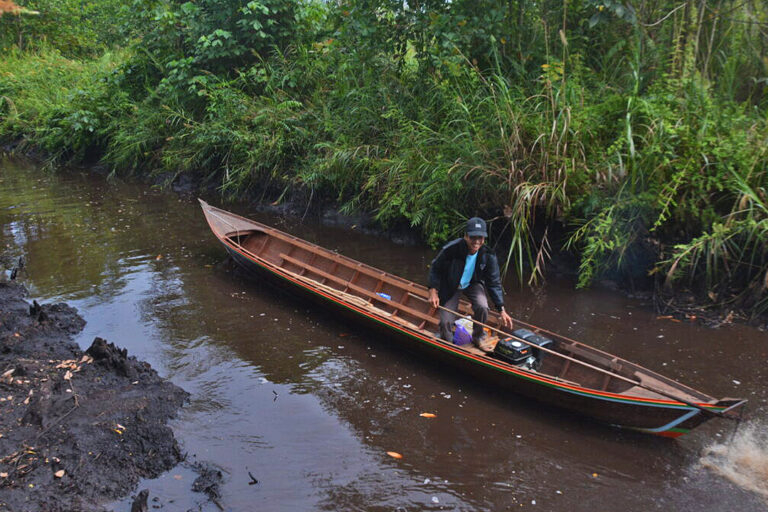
0;0;130;56
656;168;768;317
2;0;768;315
587;0;637;28
565;73;766;299
124;0;302;89
567;192;654;287
0;48;128;161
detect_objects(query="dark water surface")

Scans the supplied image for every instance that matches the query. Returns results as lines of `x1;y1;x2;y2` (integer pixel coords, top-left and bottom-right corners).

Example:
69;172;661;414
1;157;766;512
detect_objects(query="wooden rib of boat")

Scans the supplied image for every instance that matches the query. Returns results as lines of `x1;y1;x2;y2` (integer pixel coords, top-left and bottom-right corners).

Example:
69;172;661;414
200;199;746;438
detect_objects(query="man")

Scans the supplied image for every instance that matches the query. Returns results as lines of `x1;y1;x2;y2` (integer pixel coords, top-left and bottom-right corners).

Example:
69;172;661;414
427;217;513;348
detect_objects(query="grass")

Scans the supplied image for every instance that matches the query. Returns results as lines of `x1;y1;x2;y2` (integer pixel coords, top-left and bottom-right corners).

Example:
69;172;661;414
1;41;766;317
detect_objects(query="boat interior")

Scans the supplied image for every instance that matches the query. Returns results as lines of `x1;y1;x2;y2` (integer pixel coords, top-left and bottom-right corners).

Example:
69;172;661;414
224;226;712;405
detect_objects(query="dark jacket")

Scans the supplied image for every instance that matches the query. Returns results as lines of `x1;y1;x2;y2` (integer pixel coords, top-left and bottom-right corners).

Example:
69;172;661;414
428;238;505;310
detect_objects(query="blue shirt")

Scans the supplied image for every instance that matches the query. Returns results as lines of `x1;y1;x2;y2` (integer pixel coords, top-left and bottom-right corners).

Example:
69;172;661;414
459;252;477;289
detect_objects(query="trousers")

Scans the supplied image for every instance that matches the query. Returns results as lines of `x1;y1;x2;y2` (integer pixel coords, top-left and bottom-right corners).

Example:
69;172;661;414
438;282;488;343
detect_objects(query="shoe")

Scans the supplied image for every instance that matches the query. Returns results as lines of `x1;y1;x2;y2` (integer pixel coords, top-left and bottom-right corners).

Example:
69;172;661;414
472;335;489;351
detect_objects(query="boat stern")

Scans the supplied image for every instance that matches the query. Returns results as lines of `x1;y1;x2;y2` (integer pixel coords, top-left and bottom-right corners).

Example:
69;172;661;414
713;398;748;419
634;397;748;438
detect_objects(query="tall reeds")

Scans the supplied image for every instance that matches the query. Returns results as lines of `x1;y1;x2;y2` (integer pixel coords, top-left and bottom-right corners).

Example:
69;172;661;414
1;0;767;316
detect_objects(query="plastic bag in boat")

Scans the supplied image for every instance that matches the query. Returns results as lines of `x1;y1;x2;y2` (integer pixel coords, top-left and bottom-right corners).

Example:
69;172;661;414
453;318;472;345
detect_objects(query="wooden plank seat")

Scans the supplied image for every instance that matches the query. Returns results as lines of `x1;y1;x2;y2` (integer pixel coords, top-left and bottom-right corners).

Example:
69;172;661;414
258;229;429;300
563;343;618;371
279;253;438;328
632;371;705;404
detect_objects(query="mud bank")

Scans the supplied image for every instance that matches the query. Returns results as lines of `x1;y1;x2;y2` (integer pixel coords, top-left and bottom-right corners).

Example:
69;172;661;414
0;280;189;511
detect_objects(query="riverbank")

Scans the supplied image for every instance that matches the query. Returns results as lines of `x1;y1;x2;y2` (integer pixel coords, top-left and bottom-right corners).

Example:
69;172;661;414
4;148;764;331
0;279;188;511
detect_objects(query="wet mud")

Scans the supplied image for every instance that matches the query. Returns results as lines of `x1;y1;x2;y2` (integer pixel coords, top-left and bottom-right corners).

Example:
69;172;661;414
0;280;188;511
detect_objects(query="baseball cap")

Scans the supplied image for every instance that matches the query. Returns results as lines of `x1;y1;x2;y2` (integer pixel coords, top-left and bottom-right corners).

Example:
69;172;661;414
465;217;487;237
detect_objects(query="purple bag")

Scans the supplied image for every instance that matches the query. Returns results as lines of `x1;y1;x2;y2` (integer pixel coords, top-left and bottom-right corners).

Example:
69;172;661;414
453;323;472;345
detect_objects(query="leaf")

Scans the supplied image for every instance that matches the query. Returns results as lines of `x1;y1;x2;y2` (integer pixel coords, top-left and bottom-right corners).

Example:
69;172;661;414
54;470;65;478
386;451;403;459
63;370;73;381
419;413;437;418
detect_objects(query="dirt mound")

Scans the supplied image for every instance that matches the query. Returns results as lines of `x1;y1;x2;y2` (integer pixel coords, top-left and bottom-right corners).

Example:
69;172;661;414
0;281;189;512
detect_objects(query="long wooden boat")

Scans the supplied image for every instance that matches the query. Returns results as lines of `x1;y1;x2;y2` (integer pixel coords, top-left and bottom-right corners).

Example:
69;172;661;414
200;199;746;438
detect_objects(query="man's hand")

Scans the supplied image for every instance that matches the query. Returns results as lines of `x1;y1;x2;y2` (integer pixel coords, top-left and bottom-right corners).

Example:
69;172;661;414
428;288;439;309
499;309;513;329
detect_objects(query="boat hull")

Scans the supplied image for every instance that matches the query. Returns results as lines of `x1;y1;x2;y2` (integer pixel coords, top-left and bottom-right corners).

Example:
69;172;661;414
201;199;744;438
224;242;711;438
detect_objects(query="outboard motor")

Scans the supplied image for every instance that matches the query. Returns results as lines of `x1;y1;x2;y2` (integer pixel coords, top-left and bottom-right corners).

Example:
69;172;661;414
493;328;553;370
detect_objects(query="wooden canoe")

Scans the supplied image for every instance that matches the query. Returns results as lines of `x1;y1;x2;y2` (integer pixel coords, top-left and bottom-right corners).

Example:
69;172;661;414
200;199;746;438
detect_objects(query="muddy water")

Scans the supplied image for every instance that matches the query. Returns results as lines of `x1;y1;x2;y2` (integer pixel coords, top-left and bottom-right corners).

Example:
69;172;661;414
1;156;767;512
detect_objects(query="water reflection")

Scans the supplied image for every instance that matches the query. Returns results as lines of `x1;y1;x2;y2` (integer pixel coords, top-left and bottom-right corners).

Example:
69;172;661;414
1;156;766;511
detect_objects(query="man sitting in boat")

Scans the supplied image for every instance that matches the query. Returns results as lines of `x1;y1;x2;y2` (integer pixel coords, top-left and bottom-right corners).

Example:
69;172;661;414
427;217;513;349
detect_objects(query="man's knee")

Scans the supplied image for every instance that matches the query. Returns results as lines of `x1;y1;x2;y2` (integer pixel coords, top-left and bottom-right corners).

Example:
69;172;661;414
470;296;489;314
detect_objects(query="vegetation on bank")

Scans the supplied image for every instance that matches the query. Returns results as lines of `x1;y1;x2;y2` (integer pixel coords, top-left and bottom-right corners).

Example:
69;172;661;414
1;0;767;317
